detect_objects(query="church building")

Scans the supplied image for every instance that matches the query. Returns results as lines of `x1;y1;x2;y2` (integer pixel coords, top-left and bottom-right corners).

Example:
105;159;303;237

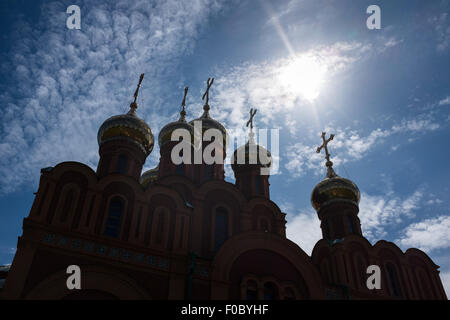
0;75;447;300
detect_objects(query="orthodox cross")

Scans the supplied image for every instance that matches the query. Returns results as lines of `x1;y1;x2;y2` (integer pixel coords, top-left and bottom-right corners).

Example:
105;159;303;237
180;86;189;121
246;108;257;130
316;132;336;177
202;77;214;106
246;108;257;143
129;73;144;113
181;86;189;112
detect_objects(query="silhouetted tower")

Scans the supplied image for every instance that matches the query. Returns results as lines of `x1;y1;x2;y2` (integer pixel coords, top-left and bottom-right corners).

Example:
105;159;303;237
232;108;272;199
311;132;361;240
189;78;227;183
97;74;154;180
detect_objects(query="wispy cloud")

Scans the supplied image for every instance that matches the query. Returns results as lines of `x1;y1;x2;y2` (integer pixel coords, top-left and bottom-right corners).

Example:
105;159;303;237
0;246;16;256
439;96;450;106
0;0;224;194
429;12;450;52
396;215;450;252
359;190;423;241
210;40;373;130
283;115;440;178
284;188;441;256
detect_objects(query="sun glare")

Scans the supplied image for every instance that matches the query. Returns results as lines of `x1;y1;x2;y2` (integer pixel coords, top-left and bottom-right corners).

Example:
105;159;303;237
278;55;327;102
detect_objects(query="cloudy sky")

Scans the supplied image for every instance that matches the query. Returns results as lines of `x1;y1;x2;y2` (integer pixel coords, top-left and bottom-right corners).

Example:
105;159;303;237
0;0;449;297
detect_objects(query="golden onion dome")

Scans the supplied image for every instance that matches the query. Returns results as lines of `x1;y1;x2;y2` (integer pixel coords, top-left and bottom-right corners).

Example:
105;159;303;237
97;106;154;156
311;172;360;212
231;133;272;171
189;105;227;147
140;166;159;187
311;131;360;212
158;110;194;148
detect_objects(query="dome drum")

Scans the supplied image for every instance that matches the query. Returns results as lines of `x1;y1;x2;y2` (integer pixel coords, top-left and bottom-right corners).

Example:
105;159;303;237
140;166;159;187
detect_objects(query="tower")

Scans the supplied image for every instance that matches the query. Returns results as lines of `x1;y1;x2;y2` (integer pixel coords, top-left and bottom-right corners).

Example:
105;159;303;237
311;132;361;240
157;87;195;179
188;78;227;183
232;108;272;199
96;74;154;180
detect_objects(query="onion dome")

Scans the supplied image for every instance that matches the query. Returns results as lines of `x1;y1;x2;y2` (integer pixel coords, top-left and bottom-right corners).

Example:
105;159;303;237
158;87;194;148
231;131;272;171
188;78;227;147
232;108;271;171
140;166;159;187
311;132;360;212
189;104;227;138
97;74;154;156
311;173;360;212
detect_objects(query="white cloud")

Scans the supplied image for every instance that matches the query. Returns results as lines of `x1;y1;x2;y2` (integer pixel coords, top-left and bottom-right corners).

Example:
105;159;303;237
211;40;372;131
0;0;224;193
284;142;324;178
429;12;450;51
439;96;450;106
384;37;401;48
391;118;440;133
396;215;450;252
284;115;440;177
358;190;423;241
285;208;322;255
426;198;443;205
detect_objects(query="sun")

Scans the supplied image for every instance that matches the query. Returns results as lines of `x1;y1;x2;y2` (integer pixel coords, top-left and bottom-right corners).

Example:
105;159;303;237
278;55;327;102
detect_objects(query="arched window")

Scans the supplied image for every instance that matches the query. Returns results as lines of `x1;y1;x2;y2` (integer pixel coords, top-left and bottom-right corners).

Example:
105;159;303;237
60;188;75;222
347;215;355;233
104;197;124;238
246;280;258;300
135;207;142;238
117;154;128;174
254;175;263;195
156;210;166;245
387;263;402;297
322;219;330;239
214;206;229;252
263;282;278;300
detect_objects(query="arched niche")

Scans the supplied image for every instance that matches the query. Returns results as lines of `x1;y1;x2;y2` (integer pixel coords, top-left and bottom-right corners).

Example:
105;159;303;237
24;265;151;300
229;249;309;299
211;232;324;299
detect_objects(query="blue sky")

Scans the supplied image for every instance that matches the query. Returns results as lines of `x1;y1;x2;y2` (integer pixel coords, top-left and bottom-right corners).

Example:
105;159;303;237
0;0;449;296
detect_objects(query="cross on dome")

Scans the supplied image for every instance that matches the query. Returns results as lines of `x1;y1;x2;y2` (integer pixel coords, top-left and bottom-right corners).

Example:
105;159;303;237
316;132;337;178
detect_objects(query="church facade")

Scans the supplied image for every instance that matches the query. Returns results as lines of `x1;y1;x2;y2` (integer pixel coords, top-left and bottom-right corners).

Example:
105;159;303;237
1;77;447;300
